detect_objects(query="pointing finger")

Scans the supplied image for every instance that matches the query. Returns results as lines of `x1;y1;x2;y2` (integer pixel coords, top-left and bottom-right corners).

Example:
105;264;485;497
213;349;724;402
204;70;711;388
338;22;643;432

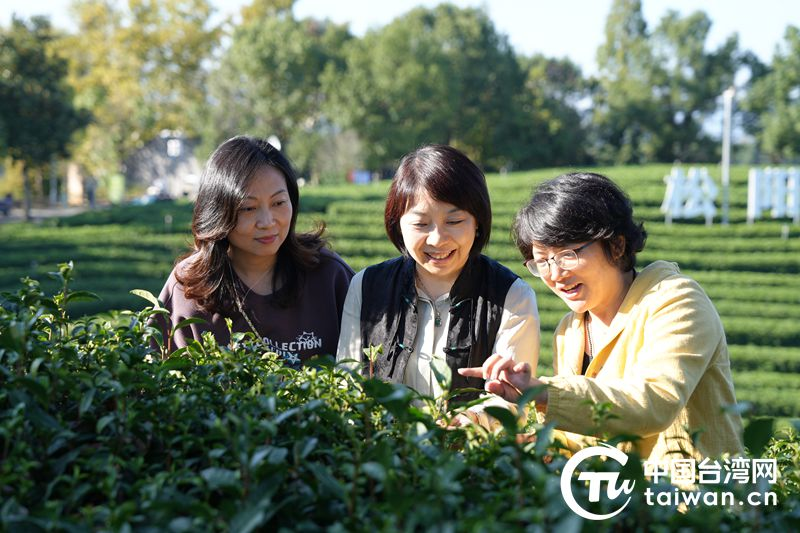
457;366;484;378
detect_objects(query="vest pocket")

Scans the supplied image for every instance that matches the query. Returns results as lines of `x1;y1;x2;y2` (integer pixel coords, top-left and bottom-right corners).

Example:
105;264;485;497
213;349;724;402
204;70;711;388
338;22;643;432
444;344;471;367
445;301;473;367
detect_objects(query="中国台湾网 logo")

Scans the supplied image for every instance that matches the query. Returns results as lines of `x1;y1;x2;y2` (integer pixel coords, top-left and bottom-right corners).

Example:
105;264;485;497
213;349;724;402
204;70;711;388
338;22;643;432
561;447;779;518
560;445;636;520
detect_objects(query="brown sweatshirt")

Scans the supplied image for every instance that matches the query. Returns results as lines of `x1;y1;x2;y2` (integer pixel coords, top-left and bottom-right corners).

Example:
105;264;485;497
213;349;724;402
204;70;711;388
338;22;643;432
157;248;354;366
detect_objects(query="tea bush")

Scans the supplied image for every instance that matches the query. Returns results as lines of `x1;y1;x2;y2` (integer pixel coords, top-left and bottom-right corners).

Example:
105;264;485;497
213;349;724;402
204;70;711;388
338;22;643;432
1;264;798;531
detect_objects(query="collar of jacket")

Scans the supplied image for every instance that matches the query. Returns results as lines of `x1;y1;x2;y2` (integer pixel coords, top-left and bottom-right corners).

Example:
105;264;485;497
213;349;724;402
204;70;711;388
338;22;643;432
404;253;482;305
567;260;681;376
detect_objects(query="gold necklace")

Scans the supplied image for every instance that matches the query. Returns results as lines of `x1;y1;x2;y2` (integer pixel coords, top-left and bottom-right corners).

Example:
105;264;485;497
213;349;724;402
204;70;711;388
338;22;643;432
237;265;274;300
228;263;266;345
233;284;263;342
585;311;594;358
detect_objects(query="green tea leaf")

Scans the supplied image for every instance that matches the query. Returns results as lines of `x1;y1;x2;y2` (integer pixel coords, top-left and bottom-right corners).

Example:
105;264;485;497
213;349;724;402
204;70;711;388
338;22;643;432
79;388;95;416
297;437;318;460
66;290;101;303
430;356;452;391
130;289;163;308
168;517;193;532
160;356;193;372
267;447;288;465
229;505;265;533
171;317;208;336
744;417;775;457
307;463;346;501
201;467;239;490
516;384;547;411
96;414;115;434
249;447;271;469
29;357;45;377
484;406;519;435
26;404;61;431
362;461;387;483
16;376;48;404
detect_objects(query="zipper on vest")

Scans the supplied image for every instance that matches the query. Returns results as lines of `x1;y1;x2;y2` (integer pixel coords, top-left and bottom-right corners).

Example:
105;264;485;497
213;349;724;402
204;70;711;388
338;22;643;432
402;295;417;311
449;299;470;309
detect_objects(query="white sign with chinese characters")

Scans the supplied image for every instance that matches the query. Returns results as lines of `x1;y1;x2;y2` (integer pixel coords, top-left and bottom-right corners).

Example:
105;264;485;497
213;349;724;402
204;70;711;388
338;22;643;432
747;167;800;224
661;167;718;226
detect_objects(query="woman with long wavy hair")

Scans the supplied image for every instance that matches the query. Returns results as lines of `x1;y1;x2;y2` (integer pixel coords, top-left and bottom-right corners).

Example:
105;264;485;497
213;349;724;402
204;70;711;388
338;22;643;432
157;135;354;366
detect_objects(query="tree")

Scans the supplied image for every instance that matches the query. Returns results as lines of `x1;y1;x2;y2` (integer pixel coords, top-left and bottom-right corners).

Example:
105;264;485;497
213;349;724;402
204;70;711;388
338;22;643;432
593;0;740;164
200;3;352;177
0;16;88;219
742;26;800;162
60;0;219;180
736;51;769;162
649;10;738;162
323;4;527;170
592;0;660;164
515;55;590;167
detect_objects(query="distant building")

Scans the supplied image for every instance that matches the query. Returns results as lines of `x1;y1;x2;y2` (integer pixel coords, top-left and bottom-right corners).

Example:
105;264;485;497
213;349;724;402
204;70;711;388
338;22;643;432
124;130;202;200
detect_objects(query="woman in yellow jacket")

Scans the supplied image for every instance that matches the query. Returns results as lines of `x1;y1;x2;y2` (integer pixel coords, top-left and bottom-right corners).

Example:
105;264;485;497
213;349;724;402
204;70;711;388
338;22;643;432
460;172;743;464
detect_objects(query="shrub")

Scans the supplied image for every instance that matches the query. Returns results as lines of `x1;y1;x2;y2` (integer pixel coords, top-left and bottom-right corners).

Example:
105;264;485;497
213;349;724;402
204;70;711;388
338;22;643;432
1;264;798;531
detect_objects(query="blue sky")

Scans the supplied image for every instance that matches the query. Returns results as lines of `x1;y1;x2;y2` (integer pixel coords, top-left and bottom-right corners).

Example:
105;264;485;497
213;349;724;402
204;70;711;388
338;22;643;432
4;0;798;75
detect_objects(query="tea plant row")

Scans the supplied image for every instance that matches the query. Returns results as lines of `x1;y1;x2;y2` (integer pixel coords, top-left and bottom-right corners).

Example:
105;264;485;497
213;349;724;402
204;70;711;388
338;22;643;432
1;265;797;530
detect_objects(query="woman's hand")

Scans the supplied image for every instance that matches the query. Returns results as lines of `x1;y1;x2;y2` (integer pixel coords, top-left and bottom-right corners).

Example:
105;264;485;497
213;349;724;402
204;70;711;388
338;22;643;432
458;354;535;402
448;409;481;428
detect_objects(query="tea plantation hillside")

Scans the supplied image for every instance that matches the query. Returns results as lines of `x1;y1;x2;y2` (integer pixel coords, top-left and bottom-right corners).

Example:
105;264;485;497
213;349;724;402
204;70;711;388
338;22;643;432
1;164;799;420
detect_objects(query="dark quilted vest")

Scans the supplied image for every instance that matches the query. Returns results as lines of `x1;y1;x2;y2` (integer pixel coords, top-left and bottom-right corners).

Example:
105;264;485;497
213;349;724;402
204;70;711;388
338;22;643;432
360;254;518;394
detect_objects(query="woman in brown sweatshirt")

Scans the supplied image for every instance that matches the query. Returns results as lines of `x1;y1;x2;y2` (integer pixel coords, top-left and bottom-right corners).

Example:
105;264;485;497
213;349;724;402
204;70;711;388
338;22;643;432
156;135;353;366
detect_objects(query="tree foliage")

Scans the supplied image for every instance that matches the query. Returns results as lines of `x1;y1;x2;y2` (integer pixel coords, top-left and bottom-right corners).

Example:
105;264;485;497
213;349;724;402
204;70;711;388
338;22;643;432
0;16;87;167
59;0;219;177
323;4;529;171
0;16;88;218
649;10;738;161
200;5;351;174
592;0;659;164
6;0;800;186
516;55;590;167
742;25;800;162
592;0;739;164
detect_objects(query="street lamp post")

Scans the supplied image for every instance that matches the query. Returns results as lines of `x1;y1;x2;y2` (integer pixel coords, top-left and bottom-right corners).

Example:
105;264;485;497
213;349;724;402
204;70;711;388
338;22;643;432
721;86;736;225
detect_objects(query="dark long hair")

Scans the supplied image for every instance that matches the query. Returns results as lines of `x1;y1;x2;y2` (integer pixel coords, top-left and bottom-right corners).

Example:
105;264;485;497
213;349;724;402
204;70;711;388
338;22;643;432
513;172;646;271
177;135;325;313
384;144;491;257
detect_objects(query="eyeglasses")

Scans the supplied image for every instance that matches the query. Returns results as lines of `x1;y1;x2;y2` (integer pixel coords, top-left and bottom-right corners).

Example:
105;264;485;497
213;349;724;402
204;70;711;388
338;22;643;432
523;242;593;278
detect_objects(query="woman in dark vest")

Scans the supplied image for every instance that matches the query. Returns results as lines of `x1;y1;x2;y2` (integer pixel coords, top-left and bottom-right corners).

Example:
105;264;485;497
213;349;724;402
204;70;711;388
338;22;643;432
336;144;540;401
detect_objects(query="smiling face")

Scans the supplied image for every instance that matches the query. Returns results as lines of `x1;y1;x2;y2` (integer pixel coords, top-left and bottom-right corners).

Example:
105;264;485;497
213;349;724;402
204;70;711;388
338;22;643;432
399;192;477;287
531;240;627;321
227;165;292;270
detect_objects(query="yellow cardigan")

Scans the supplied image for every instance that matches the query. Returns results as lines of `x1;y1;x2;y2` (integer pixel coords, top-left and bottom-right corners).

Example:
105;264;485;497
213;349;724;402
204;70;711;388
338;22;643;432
540;260;744;463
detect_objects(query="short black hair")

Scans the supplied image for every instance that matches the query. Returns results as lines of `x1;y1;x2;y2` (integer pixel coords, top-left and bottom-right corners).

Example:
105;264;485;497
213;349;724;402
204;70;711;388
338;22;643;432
384;144;491;256
513;172;646;271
